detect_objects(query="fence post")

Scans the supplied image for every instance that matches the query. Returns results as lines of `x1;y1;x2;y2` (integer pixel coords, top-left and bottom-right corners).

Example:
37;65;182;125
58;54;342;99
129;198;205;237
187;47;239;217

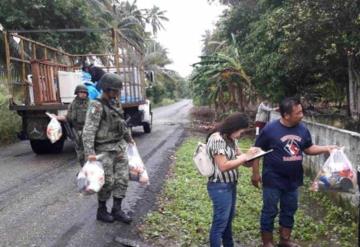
3;31;12;103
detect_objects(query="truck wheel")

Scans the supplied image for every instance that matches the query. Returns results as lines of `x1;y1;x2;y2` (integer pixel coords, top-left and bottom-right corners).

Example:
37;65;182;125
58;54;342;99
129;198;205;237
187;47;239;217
30;138;65;154
143;122;151;133
50;138;65;154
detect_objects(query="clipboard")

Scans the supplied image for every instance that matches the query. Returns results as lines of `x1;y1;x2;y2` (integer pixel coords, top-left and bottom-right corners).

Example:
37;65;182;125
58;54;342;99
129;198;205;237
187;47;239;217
246;149;274;162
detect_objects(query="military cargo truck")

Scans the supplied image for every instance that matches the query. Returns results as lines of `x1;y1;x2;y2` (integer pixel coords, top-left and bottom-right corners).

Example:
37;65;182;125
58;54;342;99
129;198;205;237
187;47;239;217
2;28;152;154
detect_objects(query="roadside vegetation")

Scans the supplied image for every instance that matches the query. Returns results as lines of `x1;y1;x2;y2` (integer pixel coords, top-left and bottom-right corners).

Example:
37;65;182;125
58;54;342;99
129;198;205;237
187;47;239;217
191;0;360;122
0;84;21;144
139;137;357;247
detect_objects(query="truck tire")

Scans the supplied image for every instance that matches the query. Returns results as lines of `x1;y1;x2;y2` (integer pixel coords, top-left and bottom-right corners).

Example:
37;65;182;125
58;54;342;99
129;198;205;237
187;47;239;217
143;122;151;133
30;138;65;154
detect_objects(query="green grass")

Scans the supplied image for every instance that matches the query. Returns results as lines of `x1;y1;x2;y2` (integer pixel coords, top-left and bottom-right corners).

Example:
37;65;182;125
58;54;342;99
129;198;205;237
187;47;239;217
0;85;21;144
139;137;357;247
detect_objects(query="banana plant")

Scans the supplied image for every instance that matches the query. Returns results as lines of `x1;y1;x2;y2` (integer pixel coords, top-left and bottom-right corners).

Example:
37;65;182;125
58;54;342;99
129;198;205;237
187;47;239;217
191;34;252;115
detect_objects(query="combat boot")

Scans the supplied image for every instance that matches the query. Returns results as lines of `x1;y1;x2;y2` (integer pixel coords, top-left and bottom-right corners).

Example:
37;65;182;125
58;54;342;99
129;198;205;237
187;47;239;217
278;227;301;247
112;197;133;224
96;200;114;223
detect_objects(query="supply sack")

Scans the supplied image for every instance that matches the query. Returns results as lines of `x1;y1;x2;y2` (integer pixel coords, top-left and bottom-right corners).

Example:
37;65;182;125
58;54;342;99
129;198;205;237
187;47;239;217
311;148;357;193
127;144;149;185
45;112;62;143
77;160;105;195
193;142;214;177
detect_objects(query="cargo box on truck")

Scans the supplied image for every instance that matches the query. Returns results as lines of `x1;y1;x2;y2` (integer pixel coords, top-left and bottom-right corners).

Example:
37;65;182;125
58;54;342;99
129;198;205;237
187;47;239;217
2;28;152;154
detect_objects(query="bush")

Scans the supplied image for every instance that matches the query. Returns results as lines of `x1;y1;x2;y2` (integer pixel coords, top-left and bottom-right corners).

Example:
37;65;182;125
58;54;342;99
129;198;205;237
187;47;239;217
0;86;21;144
190;106;215;122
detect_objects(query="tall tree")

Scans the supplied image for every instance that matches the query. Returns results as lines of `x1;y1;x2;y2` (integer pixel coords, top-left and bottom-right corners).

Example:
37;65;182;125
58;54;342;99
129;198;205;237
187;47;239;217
144;6;169;37
197;0;360;119
0;0;104;54
144;39;187;103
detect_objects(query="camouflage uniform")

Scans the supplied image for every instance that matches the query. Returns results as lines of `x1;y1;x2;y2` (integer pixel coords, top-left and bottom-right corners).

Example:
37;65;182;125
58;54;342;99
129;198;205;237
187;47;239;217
82;98;132;201
67;96;89;166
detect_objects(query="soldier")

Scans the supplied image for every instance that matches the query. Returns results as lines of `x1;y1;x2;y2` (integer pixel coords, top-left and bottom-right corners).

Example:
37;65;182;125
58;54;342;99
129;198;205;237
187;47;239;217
54;84;89;166
82;73;134;223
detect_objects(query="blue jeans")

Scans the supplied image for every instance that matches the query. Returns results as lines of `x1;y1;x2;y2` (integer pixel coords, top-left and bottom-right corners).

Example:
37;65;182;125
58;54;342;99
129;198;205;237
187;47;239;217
207;182;237;247
260;187;298;232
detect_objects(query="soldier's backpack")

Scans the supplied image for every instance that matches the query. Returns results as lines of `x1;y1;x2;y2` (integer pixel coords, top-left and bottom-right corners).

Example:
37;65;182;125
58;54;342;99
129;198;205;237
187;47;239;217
193;142;214;177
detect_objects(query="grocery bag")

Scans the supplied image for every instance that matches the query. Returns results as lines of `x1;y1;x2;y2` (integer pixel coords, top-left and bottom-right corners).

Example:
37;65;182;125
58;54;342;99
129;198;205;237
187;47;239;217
45;112;62;143
127;144;150;186
77;159;105;195
311;148;357;193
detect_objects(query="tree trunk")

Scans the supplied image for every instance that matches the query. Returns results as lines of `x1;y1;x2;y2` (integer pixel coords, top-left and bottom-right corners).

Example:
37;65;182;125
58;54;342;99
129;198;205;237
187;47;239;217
214;89;219;119
229;83;237;110
218;88;226;115
237;87;244;112
347;55;360;120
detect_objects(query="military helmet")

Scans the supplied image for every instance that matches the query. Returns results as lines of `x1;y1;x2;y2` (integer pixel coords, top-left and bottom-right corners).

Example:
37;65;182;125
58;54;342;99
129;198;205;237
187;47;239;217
98;73;123;91
74;84;88;95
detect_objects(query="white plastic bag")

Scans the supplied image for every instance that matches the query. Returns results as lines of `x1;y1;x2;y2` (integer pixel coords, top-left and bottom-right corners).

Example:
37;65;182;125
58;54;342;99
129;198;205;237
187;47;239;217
77;159;105;195
311;148;357;193
45;112;62;143
127;144;149;186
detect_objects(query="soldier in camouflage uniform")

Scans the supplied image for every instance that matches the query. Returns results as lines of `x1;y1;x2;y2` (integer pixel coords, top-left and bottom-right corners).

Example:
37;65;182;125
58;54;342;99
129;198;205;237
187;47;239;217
55;84;89;166
82;73;134;223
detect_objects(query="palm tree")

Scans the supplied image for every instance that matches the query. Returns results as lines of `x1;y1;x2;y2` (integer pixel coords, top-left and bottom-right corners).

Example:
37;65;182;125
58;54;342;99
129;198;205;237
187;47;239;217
89;1;168;49
144;39;175;86
144;38;186;102
201;30;227;56
86;0;146;48
143;6;169;37
145;39;172;66
111;0;147;48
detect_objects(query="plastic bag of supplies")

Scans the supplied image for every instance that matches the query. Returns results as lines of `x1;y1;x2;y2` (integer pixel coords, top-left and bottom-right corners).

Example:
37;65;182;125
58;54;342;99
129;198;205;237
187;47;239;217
127;144;149;186
77;159;105;195
45;112;62;143
311;148;357;193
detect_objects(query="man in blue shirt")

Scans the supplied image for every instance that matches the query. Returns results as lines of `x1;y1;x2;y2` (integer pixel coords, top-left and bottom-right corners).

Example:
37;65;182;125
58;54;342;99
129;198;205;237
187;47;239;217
251;97;337;247
81;71;100;100
88;66;105;91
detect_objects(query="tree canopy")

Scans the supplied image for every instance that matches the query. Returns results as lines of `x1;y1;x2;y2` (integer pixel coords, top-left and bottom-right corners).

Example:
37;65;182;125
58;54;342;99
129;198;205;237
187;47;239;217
193;0;360;118
0;0;188;104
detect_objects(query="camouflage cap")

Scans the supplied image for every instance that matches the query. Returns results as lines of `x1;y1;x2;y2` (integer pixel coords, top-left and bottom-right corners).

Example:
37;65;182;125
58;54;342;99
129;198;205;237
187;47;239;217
98;73;123;91
74;84;88;94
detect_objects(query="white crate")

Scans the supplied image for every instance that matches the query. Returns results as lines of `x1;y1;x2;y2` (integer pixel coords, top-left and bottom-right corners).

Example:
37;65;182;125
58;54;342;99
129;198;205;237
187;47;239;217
58;71;82;103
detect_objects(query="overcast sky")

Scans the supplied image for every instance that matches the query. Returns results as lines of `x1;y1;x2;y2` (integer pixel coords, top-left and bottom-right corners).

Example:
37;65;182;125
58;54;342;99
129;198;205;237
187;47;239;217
136;0;226;77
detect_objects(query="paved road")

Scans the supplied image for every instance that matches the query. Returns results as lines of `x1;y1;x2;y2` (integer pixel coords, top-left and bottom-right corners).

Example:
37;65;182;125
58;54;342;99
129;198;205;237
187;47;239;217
0;99;192;247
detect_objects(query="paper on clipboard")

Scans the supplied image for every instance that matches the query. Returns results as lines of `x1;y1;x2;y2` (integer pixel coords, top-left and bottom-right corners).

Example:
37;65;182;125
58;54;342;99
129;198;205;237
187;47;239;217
246;149;273;162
